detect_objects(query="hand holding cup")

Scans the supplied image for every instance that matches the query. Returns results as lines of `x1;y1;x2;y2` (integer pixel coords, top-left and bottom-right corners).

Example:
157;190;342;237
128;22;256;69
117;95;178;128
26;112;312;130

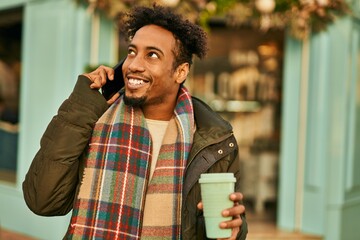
198;173;245;239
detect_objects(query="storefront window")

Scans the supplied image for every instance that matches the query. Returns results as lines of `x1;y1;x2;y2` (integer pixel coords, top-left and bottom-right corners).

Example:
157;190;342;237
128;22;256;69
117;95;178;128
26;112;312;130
0;7;22;183
188;23;284;224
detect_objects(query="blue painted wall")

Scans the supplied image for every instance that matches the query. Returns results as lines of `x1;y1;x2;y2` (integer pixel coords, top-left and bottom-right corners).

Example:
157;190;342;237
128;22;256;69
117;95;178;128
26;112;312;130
0;0;117;238
278;1;360;239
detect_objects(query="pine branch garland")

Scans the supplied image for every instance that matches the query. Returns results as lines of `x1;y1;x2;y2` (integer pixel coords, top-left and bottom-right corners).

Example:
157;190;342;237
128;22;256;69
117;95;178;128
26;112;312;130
74;0;352;40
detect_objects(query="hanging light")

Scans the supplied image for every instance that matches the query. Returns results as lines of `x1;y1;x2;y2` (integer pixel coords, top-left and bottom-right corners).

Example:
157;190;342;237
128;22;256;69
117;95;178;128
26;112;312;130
316;0;329;6
255;0;276;14
160;0;180;7
255;0;276;30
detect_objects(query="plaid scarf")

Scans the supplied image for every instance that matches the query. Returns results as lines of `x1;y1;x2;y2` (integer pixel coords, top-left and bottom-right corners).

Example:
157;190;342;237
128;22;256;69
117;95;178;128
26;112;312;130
65;86;194;240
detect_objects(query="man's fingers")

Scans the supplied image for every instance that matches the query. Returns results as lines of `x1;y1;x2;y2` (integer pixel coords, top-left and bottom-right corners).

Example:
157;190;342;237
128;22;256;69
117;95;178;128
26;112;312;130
84;65;115;89
99;68;108;86
98;65;114;81
107;70;114;81
222;204;245;217
229;192;243;202
89;75;103;89
106;92;120;105
219;217;242;229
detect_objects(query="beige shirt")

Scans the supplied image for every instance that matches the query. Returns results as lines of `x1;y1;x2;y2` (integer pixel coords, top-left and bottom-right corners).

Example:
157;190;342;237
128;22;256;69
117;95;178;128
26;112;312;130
145;118;169;179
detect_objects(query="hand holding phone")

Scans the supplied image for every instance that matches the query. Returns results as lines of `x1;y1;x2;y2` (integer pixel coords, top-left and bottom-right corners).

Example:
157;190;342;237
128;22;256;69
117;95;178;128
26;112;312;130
101;59;125;100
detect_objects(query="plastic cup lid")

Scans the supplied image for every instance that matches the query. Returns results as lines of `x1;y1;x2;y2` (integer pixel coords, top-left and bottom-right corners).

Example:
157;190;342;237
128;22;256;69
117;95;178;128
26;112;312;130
199;173;236;183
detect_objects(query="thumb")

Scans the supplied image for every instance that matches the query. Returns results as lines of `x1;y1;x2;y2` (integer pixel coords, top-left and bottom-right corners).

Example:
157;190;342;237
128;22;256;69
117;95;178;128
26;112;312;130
106;92;120;105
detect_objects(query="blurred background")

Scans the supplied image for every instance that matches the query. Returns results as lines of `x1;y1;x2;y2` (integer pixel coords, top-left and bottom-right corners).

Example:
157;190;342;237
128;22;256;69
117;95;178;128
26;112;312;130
0;0;359;239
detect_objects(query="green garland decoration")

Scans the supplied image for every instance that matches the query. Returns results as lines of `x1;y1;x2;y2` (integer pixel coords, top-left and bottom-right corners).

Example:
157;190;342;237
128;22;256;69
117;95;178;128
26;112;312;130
75;0;352;40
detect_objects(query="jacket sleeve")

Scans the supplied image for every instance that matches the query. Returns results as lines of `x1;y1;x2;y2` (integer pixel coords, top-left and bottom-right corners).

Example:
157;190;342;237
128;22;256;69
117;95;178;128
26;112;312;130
22;75;108;216
227;141;248;240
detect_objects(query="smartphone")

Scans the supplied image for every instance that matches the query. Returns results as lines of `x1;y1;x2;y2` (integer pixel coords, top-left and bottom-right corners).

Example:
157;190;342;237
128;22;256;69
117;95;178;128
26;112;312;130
101;59;125;100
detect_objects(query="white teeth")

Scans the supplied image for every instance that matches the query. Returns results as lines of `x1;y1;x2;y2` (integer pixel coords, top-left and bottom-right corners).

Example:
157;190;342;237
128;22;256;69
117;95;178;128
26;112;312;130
128;78;145;85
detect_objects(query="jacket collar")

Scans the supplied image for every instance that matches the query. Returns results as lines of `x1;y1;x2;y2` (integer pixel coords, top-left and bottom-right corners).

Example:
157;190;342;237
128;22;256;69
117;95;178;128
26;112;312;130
187;96;233;163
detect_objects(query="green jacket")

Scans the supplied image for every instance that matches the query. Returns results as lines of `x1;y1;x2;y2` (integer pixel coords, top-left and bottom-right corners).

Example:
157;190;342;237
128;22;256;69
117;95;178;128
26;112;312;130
23;76;248;239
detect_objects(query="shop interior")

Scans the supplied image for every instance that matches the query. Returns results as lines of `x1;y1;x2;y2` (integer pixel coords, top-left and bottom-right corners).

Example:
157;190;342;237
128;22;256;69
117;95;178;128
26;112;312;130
188;21;285;225
0;7;22;183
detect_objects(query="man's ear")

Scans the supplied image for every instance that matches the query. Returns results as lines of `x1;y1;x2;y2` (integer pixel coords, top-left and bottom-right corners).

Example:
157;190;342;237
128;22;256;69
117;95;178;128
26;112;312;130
175;62;189;84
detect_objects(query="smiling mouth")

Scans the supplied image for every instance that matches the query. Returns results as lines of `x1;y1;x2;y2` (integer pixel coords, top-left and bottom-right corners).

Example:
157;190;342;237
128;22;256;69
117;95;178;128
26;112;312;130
127;77;150;89
128;78;147;85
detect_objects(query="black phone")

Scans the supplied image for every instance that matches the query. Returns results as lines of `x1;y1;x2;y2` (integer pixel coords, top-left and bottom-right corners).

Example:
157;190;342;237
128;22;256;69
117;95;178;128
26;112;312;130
101;59;125;100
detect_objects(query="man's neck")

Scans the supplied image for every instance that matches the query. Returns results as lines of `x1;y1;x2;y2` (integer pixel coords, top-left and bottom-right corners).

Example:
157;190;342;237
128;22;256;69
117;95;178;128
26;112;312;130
142;101;176;121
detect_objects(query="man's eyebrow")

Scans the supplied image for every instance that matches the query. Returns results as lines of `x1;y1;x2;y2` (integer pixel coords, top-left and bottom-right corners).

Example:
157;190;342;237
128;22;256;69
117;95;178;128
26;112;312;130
128;44;164;56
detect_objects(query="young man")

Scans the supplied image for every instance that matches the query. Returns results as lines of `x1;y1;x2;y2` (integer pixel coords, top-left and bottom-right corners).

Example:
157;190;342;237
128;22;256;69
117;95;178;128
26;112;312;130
23;5;248;240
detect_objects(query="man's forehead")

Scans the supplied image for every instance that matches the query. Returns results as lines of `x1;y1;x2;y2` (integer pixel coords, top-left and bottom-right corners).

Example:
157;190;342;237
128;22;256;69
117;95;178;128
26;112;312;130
129;25;176;54
132;25;175;42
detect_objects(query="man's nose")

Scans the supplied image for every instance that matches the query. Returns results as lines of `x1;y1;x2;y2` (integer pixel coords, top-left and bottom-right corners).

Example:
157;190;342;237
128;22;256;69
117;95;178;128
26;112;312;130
128;56;145;72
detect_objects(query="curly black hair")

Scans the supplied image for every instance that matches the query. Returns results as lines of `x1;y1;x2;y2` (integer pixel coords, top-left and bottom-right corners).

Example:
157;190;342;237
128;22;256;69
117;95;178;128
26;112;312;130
119;4;208;70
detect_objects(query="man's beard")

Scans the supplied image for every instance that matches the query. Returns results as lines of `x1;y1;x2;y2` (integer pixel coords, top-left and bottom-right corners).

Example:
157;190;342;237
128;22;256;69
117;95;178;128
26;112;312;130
123;95;146;108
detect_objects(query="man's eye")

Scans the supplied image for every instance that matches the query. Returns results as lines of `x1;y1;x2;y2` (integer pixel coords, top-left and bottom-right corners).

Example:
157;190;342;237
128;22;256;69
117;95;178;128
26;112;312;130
128;49;136;55
148;52;159;59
